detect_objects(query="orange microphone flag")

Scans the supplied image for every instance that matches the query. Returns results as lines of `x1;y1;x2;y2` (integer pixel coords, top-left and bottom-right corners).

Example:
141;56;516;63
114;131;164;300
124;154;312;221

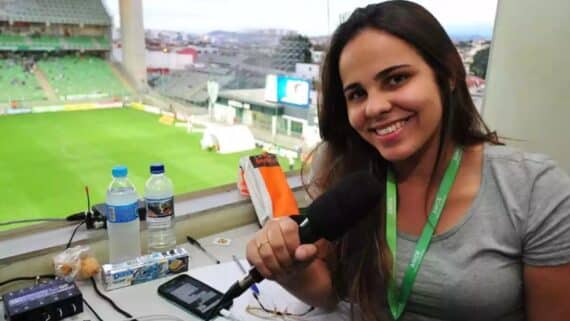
239;153;299;225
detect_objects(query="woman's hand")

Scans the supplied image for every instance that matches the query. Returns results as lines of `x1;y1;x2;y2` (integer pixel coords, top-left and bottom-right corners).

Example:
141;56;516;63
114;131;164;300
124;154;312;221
246;217;319;284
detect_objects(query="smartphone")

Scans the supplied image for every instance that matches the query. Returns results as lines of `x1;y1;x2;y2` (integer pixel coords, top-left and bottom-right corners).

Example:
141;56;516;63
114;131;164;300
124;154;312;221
157;274;232;320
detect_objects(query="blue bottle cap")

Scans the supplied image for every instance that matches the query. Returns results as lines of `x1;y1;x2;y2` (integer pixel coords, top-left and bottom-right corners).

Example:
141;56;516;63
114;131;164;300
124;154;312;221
150;163;165;174
112;165;128;178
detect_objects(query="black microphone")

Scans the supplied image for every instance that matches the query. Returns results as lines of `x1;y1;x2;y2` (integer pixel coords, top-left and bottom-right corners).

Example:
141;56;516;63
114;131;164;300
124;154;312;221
206;171;382;319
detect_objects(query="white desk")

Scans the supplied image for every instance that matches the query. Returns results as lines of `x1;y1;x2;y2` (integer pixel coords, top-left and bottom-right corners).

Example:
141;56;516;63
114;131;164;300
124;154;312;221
1;224;351;321
75;224;259;321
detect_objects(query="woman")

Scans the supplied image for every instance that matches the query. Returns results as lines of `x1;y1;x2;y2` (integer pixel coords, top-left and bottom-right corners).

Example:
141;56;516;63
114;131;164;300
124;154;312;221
246;1;570;320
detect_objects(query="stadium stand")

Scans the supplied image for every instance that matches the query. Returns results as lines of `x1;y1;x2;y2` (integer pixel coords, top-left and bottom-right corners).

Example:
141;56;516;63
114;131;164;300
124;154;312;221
154;70;234;105
63;35;111;51
38;56;129;100
0;34;26;51
0;0;130;103
0;0;111;26
0;35;110;51
30;36;63;50
0;58;45;102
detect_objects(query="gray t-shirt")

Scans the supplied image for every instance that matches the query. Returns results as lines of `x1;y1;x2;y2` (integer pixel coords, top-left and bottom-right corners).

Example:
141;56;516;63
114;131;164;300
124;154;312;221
394;144;570;321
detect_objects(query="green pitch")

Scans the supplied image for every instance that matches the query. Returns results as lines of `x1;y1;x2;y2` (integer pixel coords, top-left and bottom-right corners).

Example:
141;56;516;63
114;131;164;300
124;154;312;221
0;108;298;230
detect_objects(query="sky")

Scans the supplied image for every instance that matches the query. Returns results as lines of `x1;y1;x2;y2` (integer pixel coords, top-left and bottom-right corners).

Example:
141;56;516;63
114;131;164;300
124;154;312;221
102;0;497;37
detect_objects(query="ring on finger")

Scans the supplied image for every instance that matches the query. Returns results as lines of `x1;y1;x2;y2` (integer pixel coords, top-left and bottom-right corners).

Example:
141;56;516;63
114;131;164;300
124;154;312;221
256;240;270;251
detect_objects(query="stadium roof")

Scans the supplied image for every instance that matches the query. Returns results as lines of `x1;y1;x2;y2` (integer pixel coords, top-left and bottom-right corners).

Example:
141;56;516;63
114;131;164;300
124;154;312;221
0;0;111;26
219;88;279;109
176;48;198;55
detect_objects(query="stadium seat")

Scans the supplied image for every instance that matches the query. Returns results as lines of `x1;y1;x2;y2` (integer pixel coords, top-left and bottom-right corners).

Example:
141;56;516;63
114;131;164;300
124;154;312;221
0;60;46;102
63;36;110;51
0;35;28;51
38;56;129;100
155;70;234;105
0;0;111;26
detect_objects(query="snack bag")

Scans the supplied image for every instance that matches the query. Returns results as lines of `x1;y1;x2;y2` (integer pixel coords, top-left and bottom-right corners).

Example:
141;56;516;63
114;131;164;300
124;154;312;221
54;245;100;281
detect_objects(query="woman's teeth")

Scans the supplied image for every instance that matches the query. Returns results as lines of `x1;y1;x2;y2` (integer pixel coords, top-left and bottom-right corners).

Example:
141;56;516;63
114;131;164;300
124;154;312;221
376;119;408;136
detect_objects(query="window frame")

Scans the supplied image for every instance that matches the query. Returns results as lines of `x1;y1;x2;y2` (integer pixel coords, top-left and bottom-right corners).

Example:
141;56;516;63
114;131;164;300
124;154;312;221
0;173;303;262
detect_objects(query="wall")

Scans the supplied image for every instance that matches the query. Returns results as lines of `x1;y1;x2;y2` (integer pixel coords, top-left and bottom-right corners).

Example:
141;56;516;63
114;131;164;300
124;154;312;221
483;0;570;172
0;187;311;287
295;63;320;81
111;46;194;70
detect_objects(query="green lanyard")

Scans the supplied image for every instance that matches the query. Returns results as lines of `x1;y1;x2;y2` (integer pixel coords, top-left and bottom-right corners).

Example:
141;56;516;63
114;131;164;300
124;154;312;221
386;147;463;320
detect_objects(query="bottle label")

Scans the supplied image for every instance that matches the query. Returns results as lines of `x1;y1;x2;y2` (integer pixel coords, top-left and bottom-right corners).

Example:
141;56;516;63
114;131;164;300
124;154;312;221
145;196;174;226
106;202;138;223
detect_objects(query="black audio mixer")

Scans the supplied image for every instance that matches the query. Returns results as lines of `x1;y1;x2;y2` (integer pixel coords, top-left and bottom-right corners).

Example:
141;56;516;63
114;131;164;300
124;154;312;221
2;279;83;321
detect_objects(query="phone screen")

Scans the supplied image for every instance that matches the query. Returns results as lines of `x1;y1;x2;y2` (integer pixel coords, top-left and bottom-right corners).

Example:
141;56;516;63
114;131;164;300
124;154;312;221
158;274;231;319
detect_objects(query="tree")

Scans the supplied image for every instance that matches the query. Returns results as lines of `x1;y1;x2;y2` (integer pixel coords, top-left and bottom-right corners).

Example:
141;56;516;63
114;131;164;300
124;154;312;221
272;34;313;72
470;47;490;79
456;40;470;49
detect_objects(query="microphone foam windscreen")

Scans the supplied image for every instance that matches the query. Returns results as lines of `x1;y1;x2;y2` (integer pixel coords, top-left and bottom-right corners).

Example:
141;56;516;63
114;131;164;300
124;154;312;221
307;171;382;241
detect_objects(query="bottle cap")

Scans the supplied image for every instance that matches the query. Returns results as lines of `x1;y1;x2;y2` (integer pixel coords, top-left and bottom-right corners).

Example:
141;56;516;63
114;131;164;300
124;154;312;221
150;163;165;174
112;165;128;178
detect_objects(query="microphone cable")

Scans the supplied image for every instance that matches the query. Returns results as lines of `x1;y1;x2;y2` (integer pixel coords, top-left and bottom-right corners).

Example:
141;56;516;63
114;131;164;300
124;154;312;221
90;276;138;321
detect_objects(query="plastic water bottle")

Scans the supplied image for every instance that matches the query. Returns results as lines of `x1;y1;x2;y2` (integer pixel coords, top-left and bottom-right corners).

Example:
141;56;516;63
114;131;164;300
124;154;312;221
145;163;176;253
106;165;141;263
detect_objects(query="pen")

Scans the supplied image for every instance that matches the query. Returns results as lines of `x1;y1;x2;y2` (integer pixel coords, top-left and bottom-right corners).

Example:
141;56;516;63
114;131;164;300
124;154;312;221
186;235;221;264
232;255;260;295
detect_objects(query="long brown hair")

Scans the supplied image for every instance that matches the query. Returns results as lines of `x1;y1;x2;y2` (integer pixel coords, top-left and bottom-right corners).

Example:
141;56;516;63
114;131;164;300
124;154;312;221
303;1;499;320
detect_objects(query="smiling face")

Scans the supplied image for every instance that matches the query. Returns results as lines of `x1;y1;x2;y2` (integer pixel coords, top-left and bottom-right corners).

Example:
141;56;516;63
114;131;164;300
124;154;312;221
339;28;444;162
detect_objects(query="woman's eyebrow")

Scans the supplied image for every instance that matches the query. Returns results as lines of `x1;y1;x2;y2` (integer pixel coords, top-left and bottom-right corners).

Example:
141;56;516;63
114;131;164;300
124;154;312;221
373;64;411;82
343;64;411;93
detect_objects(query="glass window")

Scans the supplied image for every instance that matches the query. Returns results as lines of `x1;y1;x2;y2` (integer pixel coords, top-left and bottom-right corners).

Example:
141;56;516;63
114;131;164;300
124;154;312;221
0;0;497;231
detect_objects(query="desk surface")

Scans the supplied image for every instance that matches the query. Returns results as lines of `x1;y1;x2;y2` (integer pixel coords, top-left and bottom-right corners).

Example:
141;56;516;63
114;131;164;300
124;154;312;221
1;224;258;321
1;224;352;321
